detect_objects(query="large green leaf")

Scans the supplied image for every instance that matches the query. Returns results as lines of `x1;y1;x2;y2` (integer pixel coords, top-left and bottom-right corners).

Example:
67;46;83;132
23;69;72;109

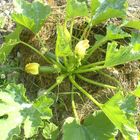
43;122;58;140
90;0;100;16
122;20;140;30
0;84;53;139
105;24;131;40
62;111;117;140
12;0;51;33
92;0;126;25
66;0;88;19
63;117;90;140
33;95;54;120
55;25;72;57
102;92;138;140
0;25;23;64
87;25;130;58
84;111;117;140
104;41;140;67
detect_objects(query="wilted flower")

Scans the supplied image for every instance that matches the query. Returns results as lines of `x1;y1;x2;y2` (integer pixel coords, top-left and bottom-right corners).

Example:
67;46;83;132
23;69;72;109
75;39;89;59
25;63;40;75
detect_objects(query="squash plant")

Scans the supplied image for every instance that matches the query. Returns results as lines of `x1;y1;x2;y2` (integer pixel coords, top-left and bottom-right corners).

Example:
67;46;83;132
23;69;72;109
0;0;140;139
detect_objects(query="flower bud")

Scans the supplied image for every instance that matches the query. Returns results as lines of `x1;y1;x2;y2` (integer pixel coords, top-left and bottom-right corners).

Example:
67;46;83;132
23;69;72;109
25;63;40;75
75;39;89;59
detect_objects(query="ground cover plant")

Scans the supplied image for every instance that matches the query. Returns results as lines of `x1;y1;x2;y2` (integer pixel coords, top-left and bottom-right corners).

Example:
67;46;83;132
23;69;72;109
0;0;140;139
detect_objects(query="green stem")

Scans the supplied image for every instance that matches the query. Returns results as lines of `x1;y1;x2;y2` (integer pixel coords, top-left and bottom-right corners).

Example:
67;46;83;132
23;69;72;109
71;80;80;123
70;19;74;37
20;41;52;64
77;74;117;90
74;65;106;74
85;37;107;61
80;20;93;40
79;61;105;70
69;75;102;108
45;74;68;94
98;71;121;87
45;82;59;94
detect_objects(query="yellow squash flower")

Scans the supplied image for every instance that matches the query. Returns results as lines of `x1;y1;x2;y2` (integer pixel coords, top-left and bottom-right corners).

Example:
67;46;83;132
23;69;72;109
75;39;89;59
25;63;40;75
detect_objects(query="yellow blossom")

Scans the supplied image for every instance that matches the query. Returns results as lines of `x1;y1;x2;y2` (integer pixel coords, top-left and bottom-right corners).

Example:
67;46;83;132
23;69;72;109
75;39;89;59
25;63;40;75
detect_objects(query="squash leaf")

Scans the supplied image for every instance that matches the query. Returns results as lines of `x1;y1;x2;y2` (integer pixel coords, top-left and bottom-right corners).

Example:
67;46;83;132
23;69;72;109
0;25;23;64
104;41;140;67
66;0;88;19
87;25;130;57
0;84;53;139
122;20;140;30
92;0;127;25
102;92;138;140
62;111;117;140
55;25;72;57
43;122;58;140
12;0;51;33
33;95;54;120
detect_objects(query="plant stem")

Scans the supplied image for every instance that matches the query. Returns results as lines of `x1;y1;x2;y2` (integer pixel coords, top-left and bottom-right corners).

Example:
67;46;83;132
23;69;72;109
79;61;105;70
85;37;107;61
71;78;80;123
77;74;117;90
70;19;74;37
98;71;121;87
45;74;67;94
69;75;102;108
45;82;59;94
74;65;106;73
20;41;52;64
80;20;92;40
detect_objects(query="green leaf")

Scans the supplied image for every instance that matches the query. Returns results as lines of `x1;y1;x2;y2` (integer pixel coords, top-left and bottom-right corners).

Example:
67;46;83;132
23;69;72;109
102;92;138;140
104;41;140;67
63;111;117;140
122;20;140;30
5;25;23;42
0;25;23;64
23;107;43;138
133;82;140;97
90;0;100;16
105;24;131;40
87;25;130;57
66;0;88;19
12;0;51;33
120;95;136;116
0;84;53;139
33;95;54;119
55;25;72;57
43;122;58;140
129;32;140;53
92;0;126;25
84;111;117;140
63;117;89;140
